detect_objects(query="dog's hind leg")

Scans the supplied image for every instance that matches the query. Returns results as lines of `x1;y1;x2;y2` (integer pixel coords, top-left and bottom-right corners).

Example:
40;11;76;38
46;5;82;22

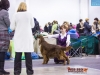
45;57;49;64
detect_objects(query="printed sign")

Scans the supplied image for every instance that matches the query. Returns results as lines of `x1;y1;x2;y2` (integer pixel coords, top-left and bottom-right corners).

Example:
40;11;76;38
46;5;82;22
67;67;88;74
91;0;100;6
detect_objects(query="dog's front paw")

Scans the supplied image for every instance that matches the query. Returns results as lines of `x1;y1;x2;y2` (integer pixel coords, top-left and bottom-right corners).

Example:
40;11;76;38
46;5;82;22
42;62;45;64
63;61;67;65
42;63;45;64
67;60;70;65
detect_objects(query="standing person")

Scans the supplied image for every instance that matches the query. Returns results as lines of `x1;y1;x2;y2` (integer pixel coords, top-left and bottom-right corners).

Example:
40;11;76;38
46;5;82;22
98;20;100;31
44;24;49;33
51;20;58;34
84;18;91;36
92;18;99;34
94;18;99;32
69;23;73;30
44;25;70;64
32;18;40;33
76;19;84;36
48;22;52;33
0;0;12;75
10;2;34;75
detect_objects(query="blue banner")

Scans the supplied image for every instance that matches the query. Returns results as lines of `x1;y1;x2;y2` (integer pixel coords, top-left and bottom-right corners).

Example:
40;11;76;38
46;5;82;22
91;0;100;6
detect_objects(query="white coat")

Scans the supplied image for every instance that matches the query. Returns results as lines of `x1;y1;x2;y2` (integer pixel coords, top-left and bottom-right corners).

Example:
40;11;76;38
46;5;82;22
10;11;34;52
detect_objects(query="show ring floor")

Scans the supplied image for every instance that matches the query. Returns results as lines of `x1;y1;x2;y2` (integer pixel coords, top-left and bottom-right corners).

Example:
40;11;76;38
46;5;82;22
5;56;100;75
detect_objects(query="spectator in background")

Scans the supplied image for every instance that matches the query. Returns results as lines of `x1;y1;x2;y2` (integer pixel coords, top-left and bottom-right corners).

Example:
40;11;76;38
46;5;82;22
69;23;73;30
44;24;49;33
32;18;40;33
51;20;58;34
0;0;11;75
92;18;99;34
56;21;60;30
76;19;84;36
48;22;52;33
40;26;43;32
54;21;60;34
98;20;100;31
84;18;91;36
94;18;99;32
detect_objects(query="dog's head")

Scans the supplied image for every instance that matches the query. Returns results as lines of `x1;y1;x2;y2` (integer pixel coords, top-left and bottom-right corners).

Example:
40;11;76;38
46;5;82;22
65;46;72;52
37;35;44;45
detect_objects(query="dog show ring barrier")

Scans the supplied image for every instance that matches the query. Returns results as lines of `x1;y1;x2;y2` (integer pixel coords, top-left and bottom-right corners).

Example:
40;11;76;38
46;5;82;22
69;34;99;57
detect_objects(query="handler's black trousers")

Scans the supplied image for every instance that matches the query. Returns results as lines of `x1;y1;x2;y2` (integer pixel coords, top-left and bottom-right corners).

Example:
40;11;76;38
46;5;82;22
14;52;33;74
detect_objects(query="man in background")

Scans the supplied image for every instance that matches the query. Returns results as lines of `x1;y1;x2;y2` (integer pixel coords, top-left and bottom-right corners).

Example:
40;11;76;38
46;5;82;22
32;18;40;34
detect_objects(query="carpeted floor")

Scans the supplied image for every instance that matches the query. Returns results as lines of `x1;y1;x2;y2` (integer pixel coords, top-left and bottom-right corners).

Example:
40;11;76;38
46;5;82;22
5;56;100;70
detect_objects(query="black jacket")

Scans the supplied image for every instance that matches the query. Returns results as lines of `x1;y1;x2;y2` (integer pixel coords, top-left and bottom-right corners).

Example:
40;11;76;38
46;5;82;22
76;23;84;34
44;26;49;33
48;24;52;33
32;18;40;33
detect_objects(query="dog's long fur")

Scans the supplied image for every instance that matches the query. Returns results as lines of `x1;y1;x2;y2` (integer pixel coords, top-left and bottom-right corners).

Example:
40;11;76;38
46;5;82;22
37;35;72;65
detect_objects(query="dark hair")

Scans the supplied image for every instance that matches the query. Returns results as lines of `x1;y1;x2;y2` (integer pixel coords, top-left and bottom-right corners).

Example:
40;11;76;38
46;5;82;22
94;18;99;21
70;23;72;25
79;19;83;22
0;0;10;10
34;18;37;21
53;20;56;24
56;21;58;24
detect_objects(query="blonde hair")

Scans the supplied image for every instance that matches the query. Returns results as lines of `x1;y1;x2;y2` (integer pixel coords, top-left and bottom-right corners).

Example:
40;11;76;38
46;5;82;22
85;18;89;21
17;2;27;12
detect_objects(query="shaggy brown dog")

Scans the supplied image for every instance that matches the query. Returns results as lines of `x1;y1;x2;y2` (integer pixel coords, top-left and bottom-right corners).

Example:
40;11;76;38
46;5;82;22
37;35;72;65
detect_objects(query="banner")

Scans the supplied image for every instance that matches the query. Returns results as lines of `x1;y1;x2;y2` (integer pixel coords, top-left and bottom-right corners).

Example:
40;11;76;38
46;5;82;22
91;0;100;6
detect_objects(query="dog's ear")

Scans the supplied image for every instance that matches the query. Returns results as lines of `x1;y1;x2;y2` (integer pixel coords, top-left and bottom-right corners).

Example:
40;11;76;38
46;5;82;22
39;39;42;45
67;46;72;50
36;34;40;38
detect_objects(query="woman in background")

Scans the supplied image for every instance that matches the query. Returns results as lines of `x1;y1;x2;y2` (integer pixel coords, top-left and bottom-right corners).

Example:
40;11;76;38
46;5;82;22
92;18;99;34
10;2;34;75
0;0;12;75
98;20;100;31
51;20;58;34
45;25;70;64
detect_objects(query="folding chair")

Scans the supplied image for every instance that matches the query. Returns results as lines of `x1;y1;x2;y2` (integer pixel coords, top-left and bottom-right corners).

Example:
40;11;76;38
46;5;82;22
69;36;88;57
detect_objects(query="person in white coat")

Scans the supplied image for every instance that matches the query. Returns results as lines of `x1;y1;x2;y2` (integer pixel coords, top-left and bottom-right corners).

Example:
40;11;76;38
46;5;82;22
10;2;34;75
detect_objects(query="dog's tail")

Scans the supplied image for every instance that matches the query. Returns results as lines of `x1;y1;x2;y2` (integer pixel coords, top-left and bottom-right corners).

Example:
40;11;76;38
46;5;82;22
61;46;72;52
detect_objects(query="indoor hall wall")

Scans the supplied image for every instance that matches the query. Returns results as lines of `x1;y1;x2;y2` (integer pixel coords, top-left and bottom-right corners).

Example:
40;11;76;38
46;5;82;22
26;0;80;28
89;0;100;25
79;0;89;22
8;0;25;19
